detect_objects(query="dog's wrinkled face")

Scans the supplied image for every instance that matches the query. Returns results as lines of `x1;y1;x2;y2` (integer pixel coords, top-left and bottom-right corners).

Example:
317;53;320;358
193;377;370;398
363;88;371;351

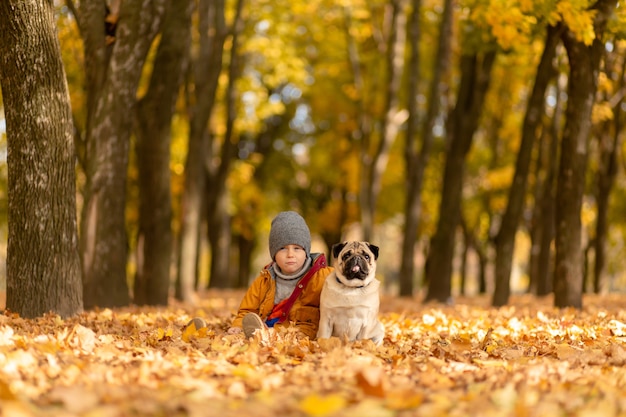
332;241;379;288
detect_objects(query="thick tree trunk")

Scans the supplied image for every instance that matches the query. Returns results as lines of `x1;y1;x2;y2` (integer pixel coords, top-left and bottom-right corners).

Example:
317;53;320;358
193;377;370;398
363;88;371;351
175;0;227;301
134;0;193;305
399;0;422;297
399;0;452;296
554;0;616;308
424;51;496;303
554;44;590;308
0;0;82;318
492;25;560;306
77;0;166;309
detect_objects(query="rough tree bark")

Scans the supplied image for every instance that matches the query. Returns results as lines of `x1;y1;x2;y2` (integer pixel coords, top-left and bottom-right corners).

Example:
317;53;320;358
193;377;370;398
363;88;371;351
0;0;82;318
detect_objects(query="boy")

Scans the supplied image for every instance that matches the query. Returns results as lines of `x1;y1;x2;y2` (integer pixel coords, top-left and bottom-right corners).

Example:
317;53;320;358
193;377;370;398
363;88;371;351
189;211;333;339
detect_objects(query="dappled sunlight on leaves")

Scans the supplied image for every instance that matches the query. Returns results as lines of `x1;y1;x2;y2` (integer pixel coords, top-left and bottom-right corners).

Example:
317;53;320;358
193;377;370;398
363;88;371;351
2;291;626;416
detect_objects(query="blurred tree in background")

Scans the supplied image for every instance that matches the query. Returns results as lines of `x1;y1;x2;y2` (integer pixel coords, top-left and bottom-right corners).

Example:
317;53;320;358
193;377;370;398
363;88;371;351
0;0;625;317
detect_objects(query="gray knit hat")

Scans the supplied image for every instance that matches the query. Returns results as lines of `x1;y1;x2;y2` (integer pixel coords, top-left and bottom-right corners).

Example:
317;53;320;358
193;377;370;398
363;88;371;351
269;211;311;260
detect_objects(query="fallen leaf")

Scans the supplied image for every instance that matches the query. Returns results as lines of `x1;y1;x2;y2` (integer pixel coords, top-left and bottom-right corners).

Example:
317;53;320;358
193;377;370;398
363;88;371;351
554;343;582;361
4;291;626;417
355;366;386;398
181;318;207;342
69;324;97;353
317;337;343;352
299;394;347;416
0;379;17;400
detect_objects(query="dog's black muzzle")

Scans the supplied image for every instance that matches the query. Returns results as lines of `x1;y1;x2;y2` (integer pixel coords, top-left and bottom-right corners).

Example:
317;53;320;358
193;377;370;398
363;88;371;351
343;256;370;280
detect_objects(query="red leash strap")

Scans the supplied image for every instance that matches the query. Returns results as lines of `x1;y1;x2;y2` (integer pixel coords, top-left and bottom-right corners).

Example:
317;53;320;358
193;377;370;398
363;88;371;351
266;254;327;326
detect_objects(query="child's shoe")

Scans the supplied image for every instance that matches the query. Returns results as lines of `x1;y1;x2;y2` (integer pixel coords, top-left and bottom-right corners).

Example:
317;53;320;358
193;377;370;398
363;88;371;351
242;313;266;338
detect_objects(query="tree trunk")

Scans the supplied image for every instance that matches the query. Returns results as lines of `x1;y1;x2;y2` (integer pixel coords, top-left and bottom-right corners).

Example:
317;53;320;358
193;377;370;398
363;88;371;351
207;189;232;288
0;0;82;318
593;133;617;294
460;216;488;294
529;130;558;296
492;25;560;306
175;0;227;301
206;0;244;289
399;0;452;296
77;0;167;309
527;127;546;296
459;222;470;296
134;0;193;305
592;48;624;294
477;246;488;294
399;0;422;296
529;69;564;296
362;0;407;242
341;6;374;243
424;51;496;303
237;234;255;288
554;0;616;308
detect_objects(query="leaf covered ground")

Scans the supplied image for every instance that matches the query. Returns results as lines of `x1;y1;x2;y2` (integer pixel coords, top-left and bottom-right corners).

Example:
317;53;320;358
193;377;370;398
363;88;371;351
2;290;626;417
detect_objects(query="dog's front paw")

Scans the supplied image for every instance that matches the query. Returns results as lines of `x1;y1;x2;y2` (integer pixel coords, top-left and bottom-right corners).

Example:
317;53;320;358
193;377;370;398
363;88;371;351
371;322;385;346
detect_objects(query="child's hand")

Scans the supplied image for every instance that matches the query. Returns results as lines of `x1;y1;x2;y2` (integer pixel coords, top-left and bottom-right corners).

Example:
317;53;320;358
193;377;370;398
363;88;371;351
227;327;242;335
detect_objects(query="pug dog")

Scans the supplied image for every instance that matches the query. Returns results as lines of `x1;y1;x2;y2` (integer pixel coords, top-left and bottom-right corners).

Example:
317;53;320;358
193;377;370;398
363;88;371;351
317;241;385;345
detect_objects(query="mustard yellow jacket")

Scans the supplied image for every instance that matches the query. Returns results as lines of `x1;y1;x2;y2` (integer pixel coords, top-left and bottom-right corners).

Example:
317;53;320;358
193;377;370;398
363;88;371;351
231;253;333;338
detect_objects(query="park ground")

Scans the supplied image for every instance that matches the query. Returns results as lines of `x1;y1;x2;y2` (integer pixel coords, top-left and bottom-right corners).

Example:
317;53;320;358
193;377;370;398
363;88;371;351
1;290;626;416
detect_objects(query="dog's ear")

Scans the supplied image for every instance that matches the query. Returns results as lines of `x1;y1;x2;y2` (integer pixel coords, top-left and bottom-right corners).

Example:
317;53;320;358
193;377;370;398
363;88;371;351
331;242;347;259
366;243;379;260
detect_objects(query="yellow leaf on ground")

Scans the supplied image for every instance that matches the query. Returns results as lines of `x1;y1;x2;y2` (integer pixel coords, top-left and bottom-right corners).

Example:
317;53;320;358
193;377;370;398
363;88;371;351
0;379;17;400
317;337;343;352
162;327;173;340
299;394;347;416
181;319;206;342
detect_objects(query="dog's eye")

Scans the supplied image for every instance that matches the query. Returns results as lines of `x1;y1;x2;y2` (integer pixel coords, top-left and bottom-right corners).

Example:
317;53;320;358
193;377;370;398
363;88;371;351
342;253;351;261
363;254;370;260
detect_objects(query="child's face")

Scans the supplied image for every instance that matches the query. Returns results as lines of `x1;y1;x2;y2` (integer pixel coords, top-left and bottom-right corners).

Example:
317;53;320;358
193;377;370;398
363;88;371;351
274;244;307;274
